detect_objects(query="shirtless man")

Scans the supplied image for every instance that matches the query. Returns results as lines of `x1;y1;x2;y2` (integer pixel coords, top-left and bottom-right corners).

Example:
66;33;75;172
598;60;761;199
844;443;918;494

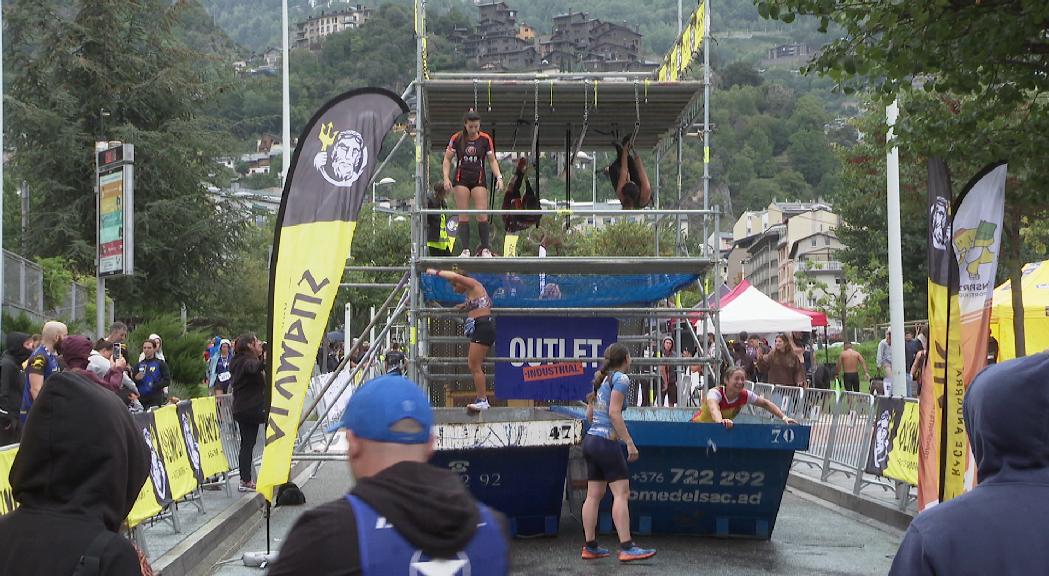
836;342;870;393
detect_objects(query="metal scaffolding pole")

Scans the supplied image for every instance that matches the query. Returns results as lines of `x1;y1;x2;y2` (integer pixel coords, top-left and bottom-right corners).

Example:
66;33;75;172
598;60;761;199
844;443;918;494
419;356;716;367
702;0;712;258
416;306;713;317
412;0;427;385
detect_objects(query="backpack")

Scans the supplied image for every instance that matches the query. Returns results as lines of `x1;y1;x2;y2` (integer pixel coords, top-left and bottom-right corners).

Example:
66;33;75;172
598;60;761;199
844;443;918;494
502;157;542;233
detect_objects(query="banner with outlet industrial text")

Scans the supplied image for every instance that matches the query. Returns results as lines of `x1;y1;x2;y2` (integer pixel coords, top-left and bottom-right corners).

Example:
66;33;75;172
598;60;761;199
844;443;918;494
495;316;618;401
257;88;408;502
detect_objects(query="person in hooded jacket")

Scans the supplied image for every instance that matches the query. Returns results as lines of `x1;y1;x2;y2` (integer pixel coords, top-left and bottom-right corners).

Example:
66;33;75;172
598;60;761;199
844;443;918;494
267;374;510;576
208;339;234;395
62;335;128;399
0;371;151;575
0;331;33;444
889;352;1049;575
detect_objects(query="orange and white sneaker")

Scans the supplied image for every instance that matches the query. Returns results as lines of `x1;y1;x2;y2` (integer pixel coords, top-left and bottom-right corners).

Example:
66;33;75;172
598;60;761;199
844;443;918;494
618;545;656;562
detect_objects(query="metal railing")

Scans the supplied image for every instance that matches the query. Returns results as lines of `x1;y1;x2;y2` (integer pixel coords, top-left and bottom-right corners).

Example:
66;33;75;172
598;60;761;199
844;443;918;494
3;250;44;320
745;383;916;511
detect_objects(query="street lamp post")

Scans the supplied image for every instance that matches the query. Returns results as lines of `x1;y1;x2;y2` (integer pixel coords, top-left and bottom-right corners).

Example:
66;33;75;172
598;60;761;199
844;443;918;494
372;177;396;222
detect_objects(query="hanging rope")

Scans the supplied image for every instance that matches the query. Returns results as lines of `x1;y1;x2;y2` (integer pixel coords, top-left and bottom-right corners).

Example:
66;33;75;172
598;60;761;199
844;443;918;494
487;80;492;112
566;80;590;175
628;80;641;148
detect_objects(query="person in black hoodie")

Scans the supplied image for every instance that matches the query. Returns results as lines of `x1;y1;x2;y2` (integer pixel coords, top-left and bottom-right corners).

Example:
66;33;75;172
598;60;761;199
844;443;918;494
0;331;33;444
267;374;510;576
890;352;1049;575
0;371;149;575
229;332;267;492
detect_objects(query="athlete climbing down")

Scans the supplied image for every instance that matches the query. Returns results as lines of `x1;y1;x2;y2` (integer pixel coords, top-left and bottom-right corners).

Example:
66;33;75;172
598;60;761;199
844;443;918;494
443;110;504;257
691;366;798;427
426;268;495;412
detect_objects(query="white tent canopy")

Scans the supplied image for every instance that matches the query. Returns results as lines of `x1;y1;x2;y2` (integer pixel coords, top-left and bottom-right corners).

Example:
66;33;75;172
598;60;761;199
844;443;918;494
713;280;813;335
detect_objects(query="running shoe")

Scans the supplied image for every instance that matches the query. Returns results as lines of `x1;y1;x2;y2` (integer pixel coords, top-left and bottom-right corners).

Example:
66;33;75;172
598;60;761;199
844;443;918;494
466;398;490;412
581;545;610;560
479;248;493;257
618;546;656;562
238;481;256;492
459;249;471;257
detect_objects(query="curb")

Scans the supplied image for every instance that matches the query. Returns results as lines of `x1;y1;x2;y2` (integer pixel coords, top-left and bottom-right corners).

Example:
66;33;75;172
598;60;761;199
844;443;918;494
787;472;914;532
153;489;263;576
154;465;312;576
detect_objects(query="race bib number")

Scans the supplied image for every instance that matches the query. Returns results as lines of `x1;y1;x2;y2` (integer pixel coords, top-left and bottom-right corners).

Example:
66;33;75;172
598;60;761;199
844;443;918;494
218;372;231;383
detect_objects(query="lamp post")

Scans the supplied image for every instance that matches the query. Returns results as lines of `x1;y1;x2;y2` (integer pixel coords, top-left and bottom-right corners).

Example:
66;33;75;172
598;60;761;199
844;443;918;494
372;177;396;222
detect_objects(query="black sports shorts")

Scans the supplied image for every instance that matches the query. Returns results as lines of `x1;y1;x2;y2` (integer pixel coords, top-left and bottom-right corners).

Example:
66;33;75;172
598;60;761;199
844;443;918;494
583;434;629;483
467;316;496;347
843;372;860;393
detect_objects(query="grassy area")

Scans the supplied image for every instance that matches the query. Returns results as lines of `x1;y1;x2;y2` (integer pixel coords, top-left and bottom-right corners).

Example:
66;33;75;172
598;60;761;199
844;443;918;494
814;339;881;392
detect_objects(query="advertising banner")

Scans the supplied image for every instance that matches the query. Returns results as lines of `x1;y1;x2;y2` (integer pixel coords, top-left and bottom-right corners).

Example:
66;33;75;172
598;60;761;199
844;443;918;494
0;447;17;516
258;88;407;501
191;397;230;479
495;317;618;401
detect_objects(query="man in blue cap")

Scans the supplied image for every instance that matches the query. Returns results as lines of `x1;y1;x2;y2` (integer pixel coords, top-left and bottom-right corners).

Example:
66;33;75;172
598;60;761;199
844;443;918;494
267;374;510;576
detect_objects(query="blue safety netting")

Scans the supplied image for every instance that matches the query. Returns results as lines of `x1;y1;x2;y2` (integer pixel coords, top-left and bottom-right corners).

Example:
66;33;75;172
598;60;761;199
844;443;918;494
421;273;700;308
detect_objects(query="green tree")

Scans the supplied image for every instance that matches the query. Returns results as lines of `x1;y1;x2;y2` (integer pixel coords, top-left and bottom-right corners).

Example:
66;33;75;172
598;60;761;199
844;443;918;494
6;0;246;313
761;0;1049;353
786;129;836;187
721;61;764;89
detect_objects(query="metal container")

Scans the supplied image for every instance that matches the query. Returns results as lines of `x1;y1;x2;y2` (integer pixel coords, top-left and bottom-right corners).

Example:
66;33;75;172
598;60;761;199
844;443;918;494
554;406;810;539
430;408;582;537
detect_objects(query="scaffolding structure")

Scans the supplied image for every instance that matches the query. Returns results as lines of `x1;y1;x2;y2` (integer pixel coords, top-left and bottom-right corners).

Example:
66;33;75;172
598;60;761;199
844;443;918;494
305;0;722;451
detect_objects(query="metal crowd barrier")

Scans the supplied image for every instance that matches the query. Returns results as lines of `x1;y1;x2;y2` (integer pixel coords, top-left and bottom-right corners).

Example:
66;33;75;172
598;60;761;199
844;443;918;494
733;382;916;511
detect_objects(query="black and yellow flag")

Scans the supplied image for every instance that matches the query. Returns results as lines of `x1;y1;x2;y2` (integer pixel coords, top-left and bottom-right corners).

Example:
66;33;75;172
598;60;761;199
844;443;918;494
258;89;408;501
919;157;962;510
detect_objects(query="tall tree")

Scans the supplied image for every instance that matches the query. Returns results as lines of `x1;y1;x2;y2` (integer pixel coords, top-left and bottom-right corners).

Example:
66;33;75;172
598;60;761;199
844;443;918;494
6;0;246;313
760;0;1049;353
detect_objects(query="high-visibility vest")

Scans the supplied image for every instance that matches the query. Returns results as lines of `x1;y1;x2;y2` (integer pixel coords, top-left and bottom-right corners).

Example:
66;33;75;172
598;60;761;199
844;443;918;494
427;212;452;252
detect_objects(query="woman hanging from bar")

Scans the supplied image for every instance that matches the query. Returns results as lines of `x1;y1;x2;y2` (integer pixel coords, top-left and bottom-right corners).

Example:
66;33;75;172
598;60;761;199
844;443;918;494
606;140;652;210
443;110;504;257
426;267;495;412
581;343;656;563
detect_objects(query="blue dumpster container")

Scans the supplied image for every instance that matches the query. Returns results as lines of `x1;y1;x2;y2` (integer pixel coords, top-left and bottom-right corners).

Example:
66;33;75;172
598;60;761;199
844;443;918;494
430;408;582;537
553;406;810;539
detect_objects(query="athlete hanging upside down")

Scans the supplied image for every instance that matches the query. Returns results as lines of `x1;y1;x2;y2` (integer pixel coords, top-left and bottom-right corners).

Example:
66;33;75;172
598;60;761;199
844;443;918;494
606;141;652;210
426;268;495;412
444;110;504;257
690;366;798;428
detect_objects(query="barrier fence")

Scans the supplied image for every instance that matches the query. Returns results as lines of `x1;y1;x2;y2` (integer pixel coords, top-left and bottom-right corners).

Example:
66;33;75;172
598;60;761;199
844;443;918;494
742;383;918;511
0;395;243;558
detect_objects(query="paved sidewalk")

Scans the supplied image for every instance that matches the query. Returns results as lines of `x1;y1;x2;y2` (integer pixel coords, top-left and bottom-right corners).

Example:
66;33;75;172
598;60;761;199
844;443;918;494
137;482;256;563
205;461;903;576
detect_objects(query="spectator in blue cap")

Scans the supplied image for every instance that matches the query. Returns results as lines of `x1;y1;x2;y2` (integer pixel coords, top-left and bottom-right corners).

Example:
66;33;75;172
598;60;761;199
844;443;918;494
890;352;1049;575
267;375;510;576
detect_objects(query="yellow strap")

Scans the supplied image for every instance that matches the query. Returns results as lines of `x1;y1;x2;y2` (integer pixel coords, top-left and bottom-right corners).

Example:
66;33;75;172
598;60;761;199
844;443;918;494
556;208;573;217
644;79;650;102
487;80;492;111
593;80;598;107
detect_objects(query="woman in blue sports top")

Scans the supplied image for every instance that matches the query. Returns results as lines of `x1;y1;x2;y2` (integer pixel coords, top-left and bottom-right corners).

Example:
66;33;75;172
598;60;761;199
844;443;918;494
581;343;656;563
426;268;495;413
